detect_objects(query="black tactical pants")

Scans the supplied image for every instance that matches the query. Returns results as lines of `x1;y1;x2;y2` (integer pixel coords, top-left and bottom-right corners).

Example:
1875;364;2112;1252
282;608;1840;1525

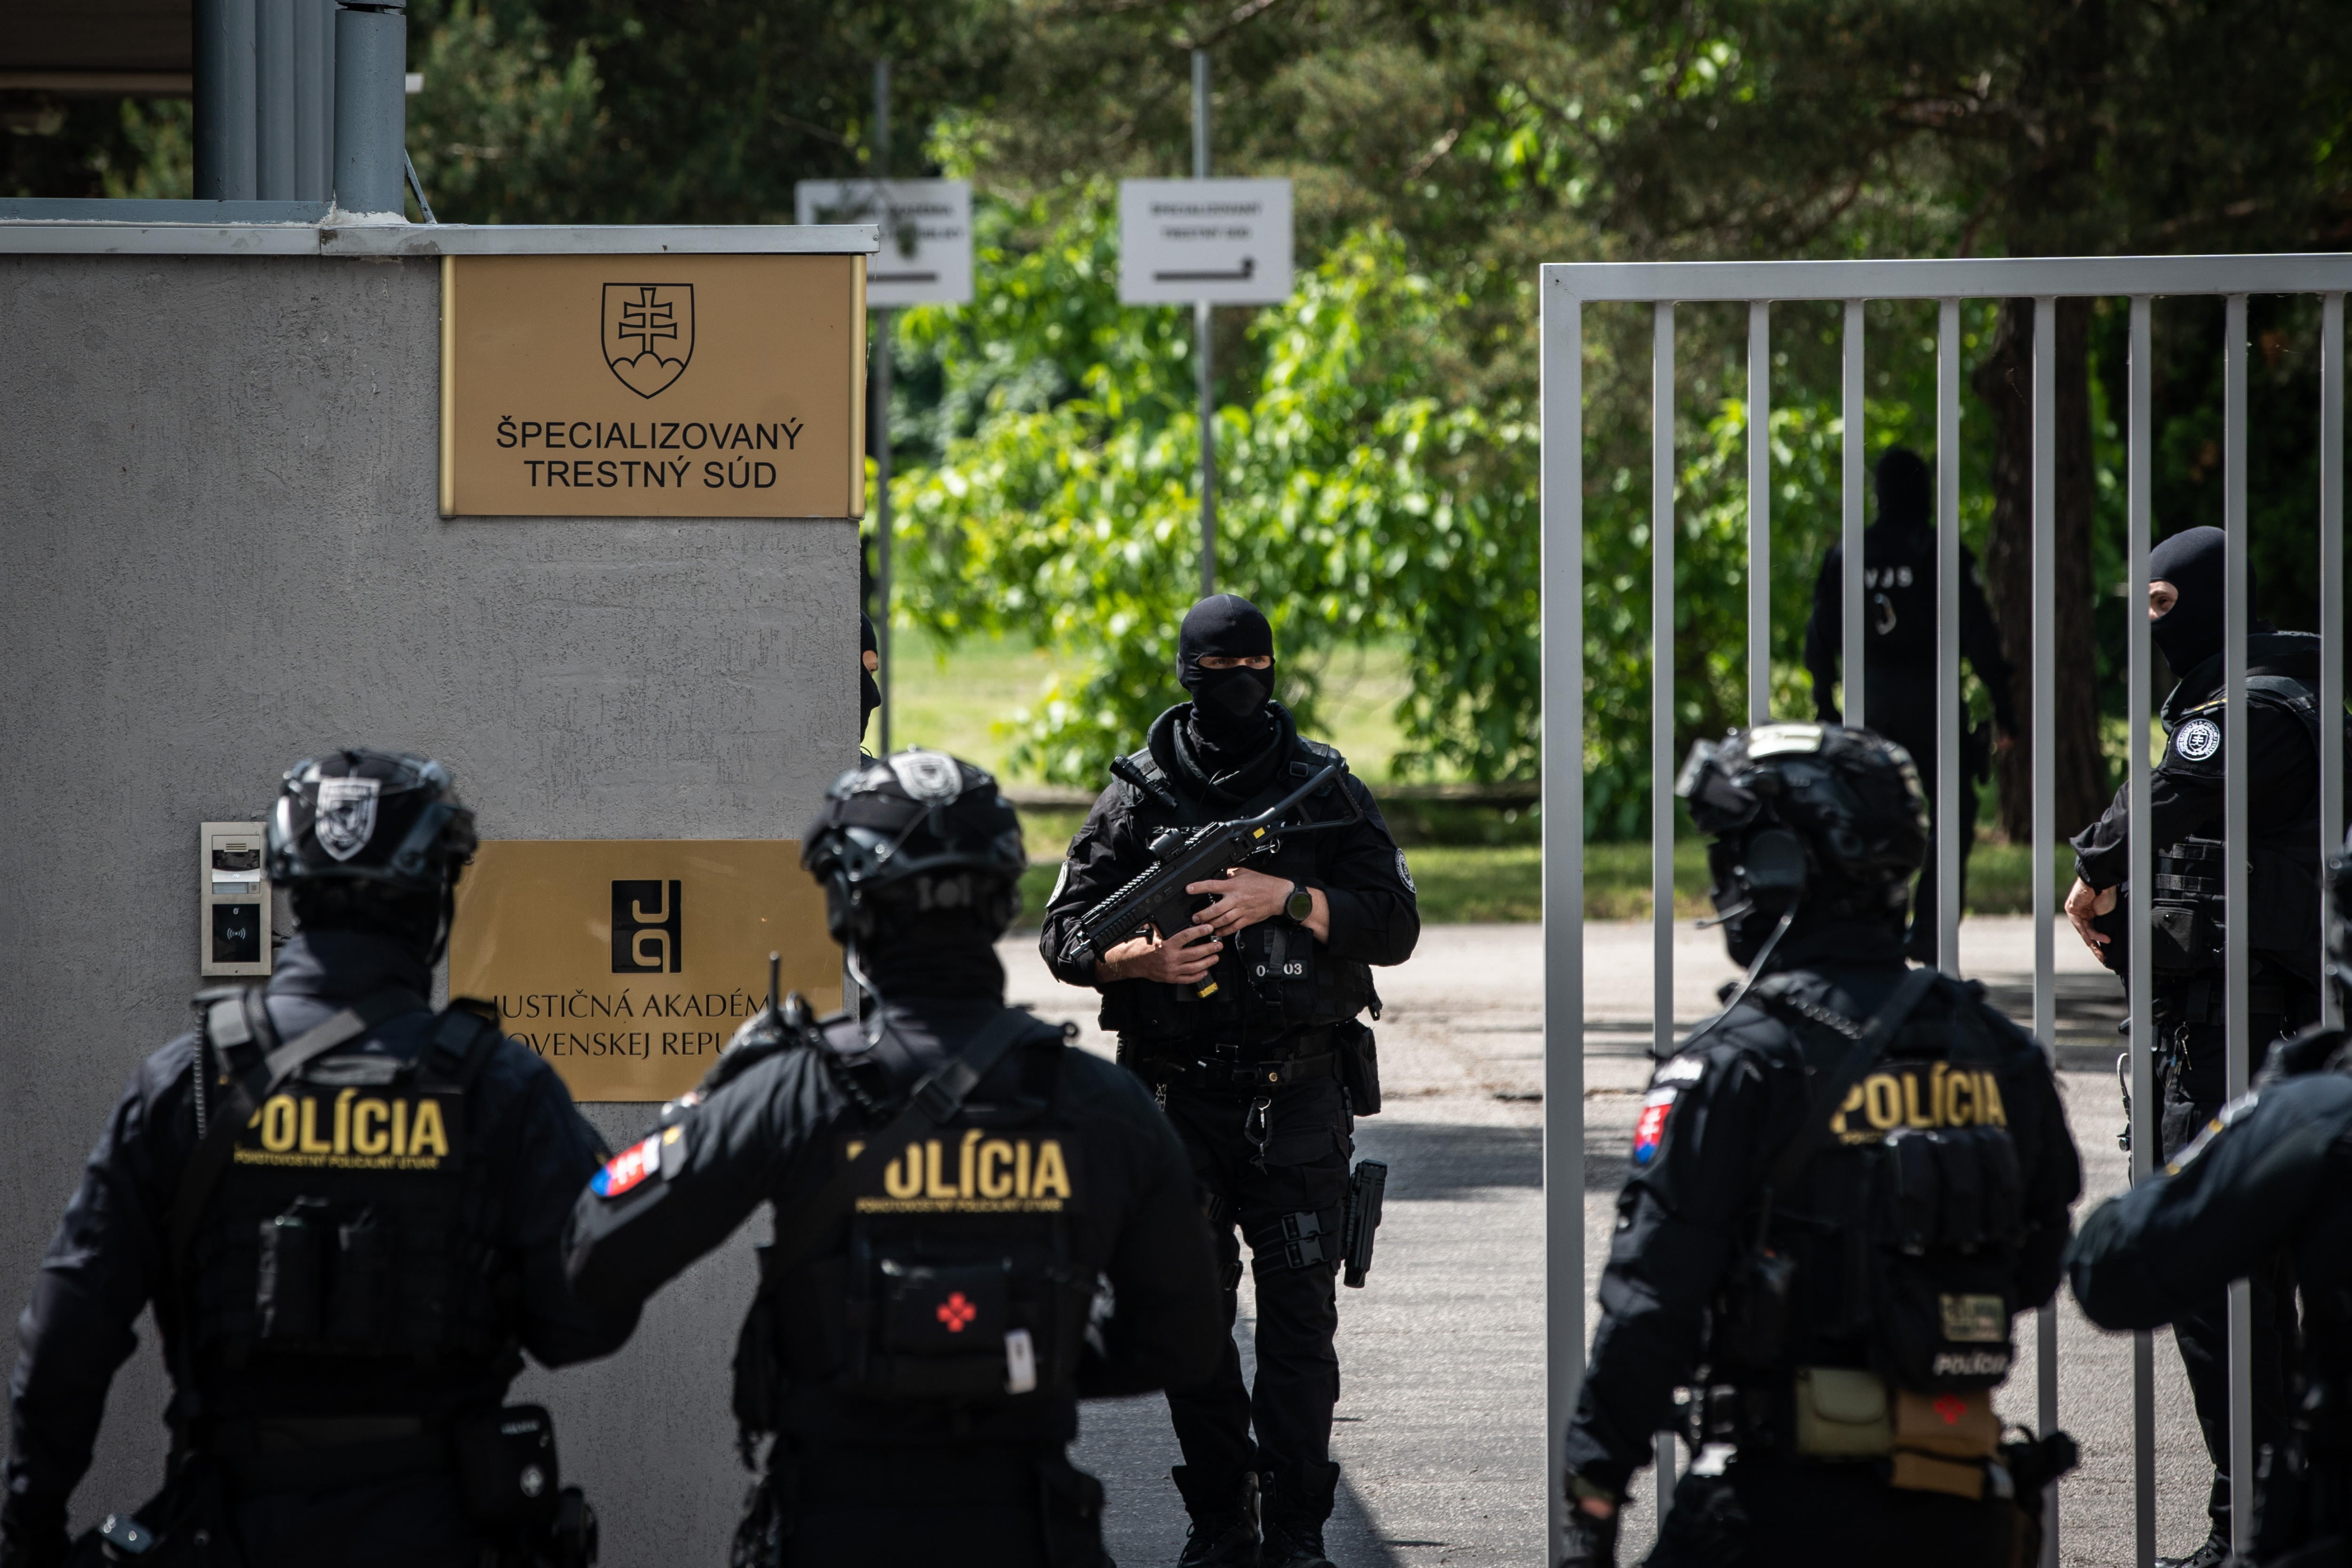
2158;984;2314;1539
1155;1072;1350;1526
1647;1457;2012;1568
1876;719;1976;965
235;1472;485;1568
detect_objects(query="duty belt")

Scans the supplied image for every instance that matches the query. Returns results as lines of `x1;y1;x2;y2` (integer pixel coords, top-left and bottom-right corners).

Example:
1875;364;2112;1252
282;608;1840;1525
1134;1029;1338;1092
2164;976;2288;1027
203;1415;448;1495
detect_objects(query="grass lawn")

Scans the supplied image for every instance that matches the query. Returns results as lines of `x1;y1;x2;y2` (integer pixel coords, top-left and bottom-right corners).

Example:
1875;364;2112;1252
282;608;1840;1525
1009;813;2075;928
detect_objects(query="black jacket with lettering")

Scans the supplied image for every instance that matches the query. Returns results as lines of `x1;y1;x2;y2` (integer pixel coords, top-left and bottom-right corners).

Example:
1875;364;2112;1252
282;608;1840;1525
1805;521;2018;738
1036;703;1419;1051
561;993;1225;1448
2;932;633;1549
2069;632;2332;979
2069;1029;2352;1361
1562;924;2082;1496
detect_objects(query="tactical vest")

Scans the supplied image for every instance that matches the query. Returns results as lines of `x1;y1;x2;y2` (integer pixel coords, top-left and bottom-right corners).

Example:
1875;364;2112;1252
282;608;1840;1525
1709;976;2032;1397
183;989;516;1389
737;1017;1101;1444
1099;739;1380;1048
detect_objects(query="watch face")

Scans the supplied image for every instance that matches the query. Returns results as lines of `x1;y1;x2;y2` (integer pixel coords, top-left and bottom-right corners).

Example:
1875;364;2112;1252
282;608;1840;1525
1286;887;1315;922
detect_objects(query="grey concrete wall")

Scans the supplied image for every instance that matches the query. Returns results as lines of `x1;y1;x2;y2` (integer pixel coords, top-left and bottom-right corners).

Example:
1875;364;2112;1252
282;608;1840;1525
0;253;855;1565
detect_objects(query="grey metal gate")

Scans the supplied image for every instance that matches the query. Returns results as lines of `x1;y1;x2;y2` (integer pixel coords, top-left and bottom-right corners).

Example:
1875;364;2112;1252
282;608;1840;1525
1541;255;2350;1565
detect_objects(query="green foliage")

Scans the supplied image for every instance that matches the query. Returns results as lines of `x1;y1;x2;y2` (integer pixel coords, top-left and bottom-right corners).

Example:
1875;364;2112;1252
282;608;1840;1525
893;189;1539;785
406;0;603;223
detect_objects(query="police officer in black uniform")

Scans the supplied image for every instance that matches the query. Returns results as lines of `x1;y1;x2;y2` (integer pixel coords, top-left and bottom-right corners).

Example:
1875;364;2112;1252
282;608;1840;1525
1560;723;2082;1568
2064;525;2329;1568
2070;833;2352;1568
564;749;1224;1567
0;749;633;1568
862;611;883;749
1805;447;2018;961
1037;594;1421;1568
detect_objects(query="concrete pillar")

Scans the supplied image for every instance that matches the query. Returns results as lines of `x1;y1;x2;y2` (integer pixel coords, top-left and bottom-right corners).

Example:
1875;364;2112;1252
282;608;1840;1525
194;0;259;200
334;0;407;215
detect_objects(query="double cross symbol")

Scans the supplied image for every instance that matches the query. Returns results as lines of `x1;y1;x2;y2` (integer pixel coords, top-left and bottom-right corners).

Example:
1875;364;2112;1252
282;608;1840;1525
936;1291;978;1333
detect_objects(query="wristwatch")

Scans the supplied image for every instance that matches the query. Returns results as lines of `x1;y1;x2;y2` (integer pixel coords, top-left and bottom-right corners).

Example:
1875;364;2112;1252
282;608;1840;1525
1283;881;1316;924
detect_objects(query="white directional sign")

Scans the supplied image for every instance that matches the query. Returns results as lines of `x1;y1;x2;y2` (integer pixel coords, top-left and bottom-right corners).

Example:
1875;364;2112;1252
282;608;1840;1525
794;178;973;306
1118;178;1294;306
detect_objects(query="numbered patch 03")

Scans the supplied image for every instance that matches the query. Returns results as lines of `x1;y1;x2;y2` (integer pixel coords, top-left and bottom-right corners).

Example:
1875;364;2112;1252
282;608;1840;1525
2173;716;2221;763
1632;1087;1678;1166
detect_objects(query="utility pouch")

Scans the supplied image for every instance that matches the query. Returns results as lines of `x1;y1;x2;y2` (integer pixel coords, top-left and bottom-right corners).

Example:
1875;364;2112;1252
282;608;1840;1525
447;1405;562;1533
1872;1126;2021;1390
1337;1021;1382;1115
1716;1247;1797;1370
861;1258;1019;1400
325;1210;386;1343
1887;1387;2000;1501
1792;1366;1891;1459
2150;840;2229;974
255;1202;325;1341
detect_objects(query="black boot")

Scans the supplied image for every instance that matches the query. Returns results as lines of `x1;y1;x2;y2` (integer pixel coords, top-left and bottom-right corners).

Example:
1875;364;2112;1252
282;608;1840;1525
2153;1536;2231;1568
1173;1465;1258;1568
1258;1462;1339;1568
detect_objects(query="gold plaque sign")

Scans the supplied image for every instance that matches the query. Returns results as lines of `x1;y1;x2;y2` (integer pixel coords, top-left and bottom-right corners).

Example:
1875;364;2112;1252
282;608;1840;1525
438;254;867;518
449;840;842;1102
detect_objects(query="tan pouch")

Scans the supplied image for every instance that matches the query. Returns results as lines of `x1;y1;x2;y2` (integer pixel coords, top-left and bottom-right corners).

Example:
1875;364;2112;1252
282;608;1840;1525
1890;1449;1988;1501
1887;1387;1997;1501
1792;1366;1891;1459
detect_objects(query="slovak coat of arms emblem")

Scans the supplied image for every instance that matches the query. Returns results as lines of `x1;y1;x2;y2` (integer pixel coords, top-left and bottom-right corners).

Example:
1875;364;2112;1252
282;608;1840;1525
601;283;696;398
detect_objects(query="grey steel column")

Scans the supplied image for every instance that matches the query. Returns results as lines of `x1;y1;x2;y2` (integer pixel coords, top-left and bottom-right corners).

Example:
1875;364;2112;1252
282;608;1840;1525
195;0;259;200
333;0;407;215
255;0;297;199
1936;299;1962;972
2030;293;2060;1566
1748;301;1772;725
2224;292;2254;1556
1843;301;1866;730
1194;49;1216;598
872;60;894;754
2324;291;2345;1025
1540;272;1588;1563
2128;294;2160;1568
1651;300;1679;1517
294;0;329;199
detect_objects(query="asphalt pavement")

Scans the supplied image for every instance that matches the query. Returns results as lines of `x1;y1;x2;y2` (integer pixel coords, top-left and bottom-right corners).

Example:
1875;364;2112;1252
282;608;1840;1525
1004;915;2213;1567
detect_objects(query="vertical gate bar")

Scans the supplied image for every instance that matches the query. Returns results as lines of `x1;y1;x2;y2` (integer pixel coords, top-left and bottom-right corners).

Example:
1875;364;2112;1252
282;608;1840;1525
2323;291;2345;1025
1937;299;1962;973
1843;300;1867;730
2128;294;2159;1568
1749;301;1772;726
1540;274;1587;1563
1651;300;1679;1519
2030;294;2060;1566
2225;292;2254;1555
1194;49;1215;597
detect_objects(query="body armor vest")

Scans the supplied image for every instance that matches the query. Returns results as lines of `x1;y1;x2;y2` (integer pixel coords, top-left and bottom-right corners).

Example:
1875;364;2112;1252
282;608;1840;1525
1709;979;2031;1397
1100;740;1380;1049
184;990;516;1400
739;1020;1101;1445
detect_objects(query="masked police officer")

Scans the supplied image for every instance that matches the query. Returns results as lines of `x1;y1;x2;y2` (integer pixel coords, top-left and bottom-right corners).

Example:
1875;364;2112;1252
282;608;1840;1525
0;749;633;1568
1037;594;1420;1568
1560;724;2082;1568
2070;832;2352;1567
564;750;1224;1567
1805;447;2018;961
862;611;883;752
2064;525;2330;1568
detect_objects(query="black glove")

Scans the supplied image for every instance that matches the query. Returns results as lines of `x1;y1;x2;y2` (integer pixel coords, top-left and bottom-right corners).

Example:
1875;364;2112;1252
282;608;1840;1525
1559;1473;1620;1568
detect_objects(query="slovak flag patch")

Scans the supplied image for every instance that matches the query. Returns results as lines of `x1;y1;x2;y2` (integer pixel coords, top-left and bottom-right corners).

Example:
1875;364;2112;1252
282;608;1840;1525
591;1135;660;1198
1632;1089;1678;1166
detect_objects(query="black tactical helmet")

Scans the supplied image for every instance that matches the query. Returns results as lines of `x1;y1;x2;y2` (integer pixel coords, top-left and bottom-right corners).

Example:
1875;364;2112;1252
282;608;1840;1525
266;748;478;893
802;748;1028;947
1676;723;1928;961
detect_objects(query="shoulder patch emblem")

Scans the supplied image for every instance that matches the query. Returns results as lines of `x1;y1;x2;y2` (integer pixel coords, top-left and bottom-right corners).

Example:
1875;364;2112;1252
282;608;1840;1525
591;1133;661;1198
1652;1055;1706;1088
1633;1087;1678;1165
2173;716;2221;763
1396;850;1415;893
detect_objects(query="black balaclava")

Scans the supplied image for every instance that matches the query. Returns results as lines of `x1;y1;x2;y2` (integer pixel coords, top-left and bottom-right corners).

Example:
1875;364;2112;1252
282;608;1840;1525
2148;526;2253;676
1177;594;1277;756
860;613;882;738
859;904;1006;1000
1875;447;1932;529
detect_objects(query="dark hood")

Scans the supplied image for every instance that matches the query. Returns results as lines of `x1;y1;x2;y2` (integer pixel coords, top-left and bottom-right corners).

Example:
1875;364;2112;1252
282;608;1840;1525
2160;629;2312;721
1147;700;1298;810
2149;526;2255;677
265;930;433;1001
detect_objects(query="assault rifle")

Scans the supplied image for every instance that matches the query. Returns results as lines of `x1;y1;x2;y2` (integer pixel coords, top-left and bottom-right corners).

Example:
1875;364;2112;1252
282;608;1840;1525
1076;759;1357;998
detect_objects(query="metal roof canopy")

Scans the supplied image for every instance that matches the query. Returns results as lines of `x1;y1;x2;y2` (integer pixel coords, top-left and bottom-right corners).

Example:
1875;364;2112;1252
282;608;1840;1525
0;221;884;256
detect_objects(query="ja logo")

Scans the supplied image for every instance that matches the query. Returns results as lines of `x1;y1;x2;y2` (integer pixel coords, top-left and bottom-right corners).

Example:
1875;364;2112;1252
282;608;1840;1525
601;284;695;398
612;880;683;973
